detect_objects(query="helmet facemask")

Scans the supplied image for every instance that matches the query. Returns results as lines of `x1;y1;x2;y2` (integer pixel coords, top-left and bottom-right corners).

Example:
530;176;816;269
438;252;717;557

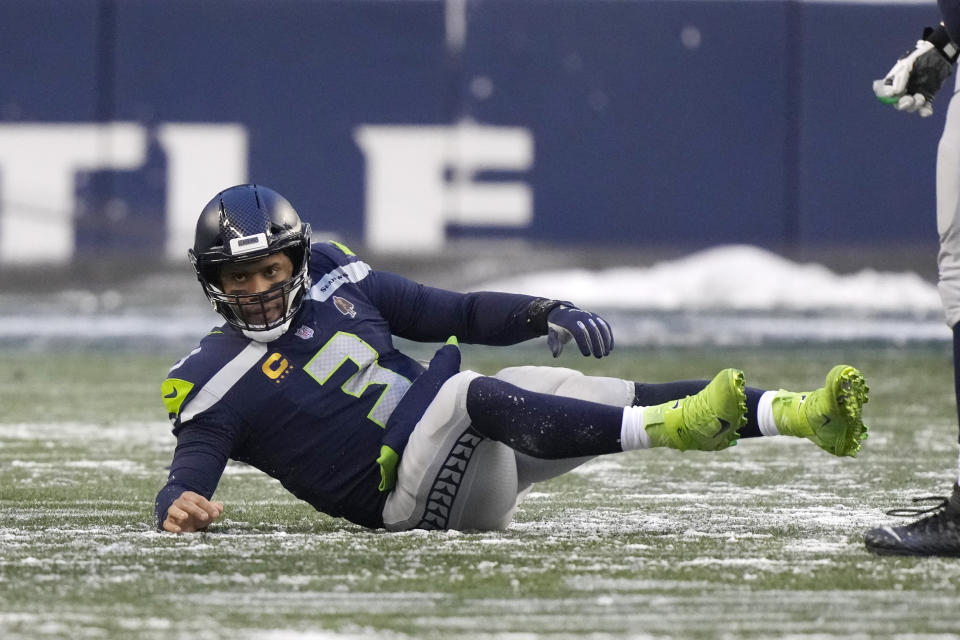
193;241;311;342
205;252;309;337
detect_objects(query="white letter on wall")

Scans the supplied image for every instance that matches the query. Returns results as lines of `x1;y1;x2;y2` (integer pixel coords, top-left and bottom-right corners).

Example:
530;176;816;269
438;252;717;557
0;123;146;264
446;123;533;228
157;124;248;261
354;126;451;253
354;123;533;254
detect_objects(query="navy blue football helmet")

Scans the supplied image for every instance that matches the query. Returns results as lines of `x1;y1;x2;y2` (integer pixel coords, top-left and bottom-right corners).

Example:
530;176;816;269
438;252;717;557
190;184;312;341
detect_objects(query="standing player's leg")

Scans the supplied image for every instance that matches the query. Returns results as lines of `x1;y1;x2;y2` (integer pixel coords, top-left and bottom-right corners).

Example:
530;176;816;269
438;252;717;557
865;76;960;556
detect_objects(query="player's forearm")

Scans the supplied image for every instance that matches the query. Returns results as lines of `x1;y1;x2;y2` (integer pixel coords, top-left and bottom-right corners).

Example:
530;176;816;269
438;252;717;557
154;447;227;528
457;292;564;345
367;270;554;344
157;424;231;527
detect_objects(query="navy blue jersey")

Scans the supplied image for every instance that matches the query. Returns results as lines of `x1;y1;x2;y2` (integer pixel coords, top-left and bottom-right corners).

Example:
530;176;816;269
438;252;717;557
156;242;546;529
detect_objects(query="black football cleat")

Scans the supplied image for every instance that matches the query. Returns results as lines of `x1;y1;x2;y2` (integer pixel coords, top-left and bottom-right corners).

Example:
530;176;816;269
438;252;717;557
864;484;960;557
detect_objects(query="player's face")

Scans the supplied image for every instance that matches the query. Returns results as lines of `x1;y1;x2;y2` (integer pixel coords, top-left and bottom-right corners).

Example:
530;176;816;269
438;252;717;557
219;252;295;325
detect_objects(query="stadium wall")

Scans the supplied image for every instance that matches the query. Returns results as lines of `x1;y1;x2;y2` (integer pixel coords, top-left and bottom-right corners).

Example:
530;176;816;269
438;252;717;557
0;0;945;264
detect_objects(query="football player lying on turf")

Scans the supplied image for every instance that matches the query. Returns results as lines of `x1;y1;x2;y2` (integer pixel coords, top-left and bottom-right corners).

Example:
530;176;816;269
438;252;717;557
156;184;870;533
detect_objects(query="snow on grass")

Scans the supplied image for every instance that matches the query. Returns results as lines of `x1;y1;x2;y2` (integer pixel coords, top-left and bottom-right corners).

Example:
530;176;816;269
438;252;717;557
4;346;960;639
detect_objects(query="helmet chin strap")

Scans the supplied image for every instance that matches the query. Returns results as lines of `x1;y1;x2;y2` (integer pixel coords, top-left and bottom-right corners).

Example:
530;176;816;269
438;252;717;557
242;318;293;343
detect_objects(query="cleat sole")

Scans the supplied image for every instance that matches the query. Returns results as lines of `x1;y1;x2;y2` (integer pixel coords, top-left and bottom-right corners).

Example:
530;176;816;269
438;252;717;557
830;365;870;457
708;368;747;450
730;368;748;433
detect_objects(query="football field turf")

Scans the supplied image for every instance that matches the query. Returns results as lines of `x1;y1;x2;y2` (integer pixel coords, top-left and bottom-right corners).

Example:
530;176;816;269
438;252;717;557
3;341;960;639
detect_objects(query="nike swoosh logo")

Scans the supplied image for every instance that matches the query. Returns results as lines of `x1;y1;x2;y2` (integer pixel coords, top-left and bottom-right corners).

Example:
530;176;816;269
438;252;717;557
882;526;903;544
163;388;179;399
717;418;731;434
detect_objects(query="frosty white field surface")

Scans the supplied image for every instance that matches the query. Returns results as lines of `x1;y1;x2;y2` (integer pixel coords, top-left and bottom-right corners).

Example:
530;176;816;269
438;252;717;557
3;344;960;639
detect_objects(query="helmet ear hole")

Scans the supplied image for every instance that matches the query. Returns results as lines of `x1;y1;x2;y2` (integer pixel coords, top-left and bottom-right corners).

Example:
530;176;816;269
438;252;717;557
282;246;307;271
202;264;223;290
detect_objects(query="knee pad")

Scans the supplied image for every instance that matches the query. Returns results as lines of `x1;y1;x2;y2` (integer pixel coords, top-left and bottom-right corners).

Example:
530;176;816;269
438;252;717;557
495;365;632;405
494;365;582;393
554;374;634;405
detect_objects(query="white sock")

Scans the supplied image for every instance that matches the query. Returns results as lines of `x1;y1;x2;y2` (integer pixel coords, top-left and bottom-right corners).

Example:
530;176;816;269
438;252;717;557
757;390;780;436
620;405;651;451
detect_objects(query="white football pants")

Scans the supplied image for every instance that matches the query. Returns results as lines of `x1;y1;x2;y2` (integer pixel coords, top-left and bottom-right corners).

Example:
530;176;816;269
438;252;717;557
381;366;635;531
937;73;960;328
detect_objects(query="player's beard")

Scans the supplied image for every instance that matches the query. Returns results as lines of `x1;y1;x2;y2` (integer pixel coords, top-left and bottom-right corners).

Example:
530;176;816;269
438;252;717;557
235;290;285;327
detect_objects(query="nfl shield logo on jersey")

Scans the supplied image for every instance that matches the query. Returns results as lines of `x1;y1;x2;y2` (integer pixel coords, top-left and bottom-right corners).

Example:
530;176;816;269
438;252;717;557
333;296;357;318
294;325;314;340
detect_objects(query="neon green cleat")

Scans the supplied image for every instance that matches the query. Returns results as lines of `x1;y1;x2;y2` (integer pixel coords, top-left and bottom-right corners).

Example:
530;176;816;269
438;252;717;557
643;368;747;451
772;364;869;457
